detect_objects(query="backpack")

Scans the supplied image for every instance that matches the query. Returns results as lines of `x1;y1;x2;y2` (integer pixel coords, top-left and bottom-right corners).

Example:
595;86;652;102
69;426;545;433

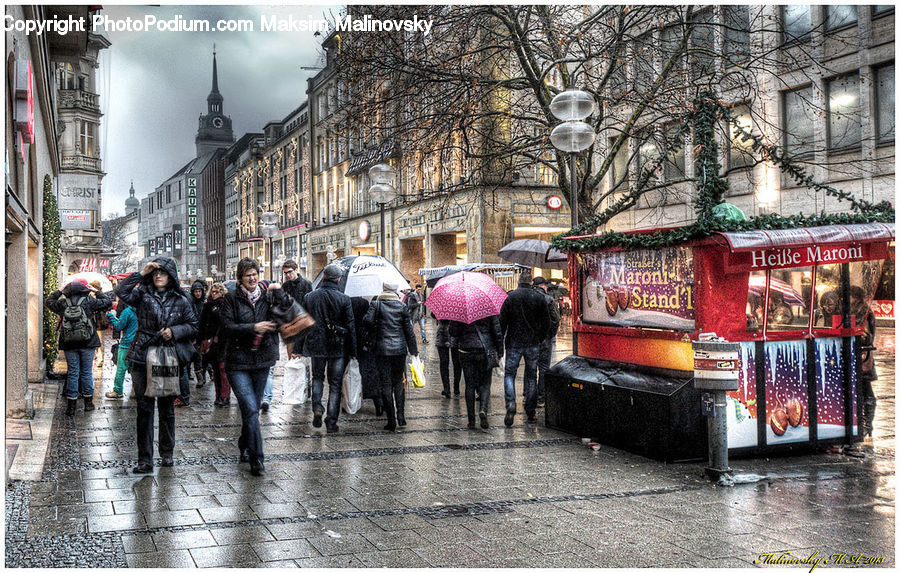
60;296;94;345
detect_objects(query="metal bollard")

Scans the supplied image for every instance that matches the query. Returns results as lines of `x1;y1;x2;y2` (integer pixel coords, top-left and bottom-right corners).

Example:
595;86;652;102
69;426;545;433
693;339;740;481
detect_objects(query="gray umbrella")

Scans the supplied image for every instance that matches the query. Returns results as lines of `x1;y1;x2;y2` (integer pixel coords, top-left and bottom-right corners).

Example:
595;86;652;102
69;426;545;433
498;239;568;270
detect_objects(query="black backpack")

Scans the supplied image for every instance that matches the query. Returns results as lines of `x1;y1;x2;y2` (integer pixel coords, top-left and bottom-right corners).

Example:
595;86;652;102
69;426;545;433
60;296;94;345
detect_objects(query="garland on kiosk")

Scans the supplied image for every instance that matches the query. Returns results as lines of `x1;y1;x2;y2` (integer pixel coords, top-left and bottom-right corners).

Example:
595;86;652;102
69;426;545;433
42;174;62;366
551;91;895;252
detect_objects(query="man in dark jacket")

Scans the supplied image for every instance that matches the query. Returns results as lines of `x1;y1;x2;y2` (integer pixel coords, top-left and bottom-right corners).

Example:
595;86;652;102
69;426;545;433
533;277;561;406
189;280;207;389
281;259;312;356
302;264;356;433
351;295;382;416
405;284;428;343
46;279;114;415
499;273;551;426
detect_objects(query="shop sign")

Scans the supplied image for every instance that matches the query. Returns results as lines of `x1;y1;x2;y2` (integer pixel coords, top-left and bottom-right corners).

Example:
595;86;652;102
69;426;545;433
165;233;172;251
346;140;398;175
358;220;370;241
872;300;894;319
546;195;563;210
58;173;100;212
79;258;96;273
14;60;34;144
749;245;865;269
581;247;695;330
173;225;183;255
59;209;94;230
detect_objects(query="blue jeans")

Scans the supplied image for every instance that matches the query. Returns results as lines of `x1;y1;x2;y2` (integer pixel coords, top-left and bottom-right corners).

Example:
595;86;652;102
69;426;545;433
64;348;95;399
310;356;348;427
227;368;270;463
418;316;427;341
263;371;274;404
503;345;540;415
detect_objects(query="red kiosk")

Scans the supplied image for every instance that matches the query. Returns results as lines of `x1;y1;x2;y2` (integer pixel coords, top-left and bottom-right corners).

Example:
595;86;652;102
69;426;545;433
545;222;894;461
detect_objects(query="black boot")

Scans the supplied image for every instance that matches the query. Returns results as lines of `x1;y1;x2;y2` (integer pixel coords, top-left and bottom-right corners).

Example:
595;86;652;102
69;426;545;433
65;399;77;416
84;397;95;412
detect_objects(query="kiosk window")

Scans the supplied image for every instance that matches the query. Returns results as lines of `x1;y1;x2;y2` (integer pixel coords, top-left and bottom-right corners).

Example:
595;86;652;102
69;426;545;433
766;268;812;331
815;264;842;329
746;270;766;332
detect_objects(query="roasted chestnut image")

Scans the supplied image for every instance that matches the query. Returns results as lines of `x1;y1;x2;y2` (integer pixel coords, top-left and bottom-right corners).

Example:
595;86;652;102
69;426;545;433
786;398;803;427
770;408;789;436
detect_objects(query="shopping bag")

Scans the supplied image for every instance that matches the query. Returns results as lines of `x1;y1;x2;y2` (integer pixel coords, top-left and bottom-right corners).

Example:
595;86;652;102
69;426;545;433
341;358;363;414
409;355;426;388
145;344;180;398
282;356;308;405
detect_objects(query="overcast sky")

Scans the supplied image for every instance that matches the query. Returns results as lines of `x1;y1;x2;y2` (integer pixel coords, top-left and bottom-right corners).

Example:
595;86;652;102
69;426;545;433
98;4;336;218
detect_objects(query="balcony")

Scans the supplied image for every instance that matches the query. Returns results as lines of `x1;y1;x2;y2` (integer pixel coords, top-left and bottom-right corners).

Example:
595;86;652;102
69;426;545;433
57;89;100;113
61;155;102;172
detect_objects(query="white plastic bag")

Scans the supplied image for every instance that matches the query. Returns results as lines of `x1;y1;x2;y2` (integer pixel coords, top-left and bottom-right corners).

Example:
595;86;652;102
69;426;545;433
409;355;426;388
341;358;362;414
283;356;308;405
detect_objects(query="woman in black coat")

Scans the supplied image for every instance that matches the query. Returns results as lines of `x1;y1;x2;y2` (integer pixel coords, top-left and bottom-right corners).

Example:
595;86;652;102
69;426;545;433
116;257;199;474
450;315;503;430
220;258;281;476
199;282;231;406
363;282;418;431
436;319;462;398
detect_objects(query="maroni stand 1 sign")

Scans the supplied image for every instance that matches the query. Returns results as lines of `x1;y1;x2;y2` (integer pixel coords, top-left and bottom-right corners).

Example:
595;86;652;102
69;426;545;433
545;222;894;461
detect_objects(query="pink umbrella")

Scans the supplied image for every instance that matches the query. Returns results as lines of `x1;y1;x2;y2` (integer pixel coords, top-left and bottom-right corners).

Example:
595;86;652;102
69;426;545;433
425;271;508;324
748;275;806;307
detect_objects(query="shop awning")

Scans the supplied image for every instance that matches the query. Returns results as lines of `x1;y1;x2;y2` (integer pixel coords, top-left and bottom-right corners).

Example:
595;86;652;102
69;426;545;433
715;223;895;253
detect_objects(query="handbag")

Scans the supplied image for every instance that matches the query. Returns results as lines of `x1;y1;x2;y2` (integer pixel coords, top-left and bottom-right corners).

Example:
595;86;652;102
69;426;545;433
341;358;363;413
282;356;309;405
145;343;180;398
279;313;315;340
475;323;501;369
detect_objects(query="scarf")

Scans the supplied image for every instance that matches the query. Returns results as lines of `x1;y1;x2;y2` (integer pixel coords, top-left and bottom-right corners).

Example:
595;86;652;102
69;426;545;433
241;284;262;305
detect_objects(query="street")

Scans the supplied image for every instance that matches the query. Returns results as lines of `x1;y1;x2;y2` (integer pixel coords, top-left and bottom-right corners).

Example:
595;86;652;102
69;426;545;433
5;320;895;568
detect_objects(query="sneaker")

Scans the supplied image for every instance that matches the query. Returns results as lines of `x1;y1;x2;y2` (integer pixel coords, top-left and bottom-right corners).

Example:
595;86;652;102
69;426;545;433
260;402;269;413
313;412;323;428
397;416;407;428
504;410;515;427
174;397;188;407
480;411;490;429
105;391;123;400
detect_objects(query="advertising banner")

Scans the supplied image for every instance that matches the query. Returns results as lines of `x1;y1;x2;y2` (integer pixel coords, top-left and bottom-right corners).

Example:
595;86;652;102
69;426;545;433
165;232;172;251
59;209;94;230
726;343;758;449
173;225;183;255
57;173;99;211
580;247;695;330
763;340;809;445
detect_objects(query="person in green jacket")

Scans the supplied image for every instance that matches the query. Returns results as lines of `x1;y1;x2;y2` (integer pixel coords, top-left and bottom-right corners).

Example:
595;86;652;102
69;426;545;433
106;300;137;399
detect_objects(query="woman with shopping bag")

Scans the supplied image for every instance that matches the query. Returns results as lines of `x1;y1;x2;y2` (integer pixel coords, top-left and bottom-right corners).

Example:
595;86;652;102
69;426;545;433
363;281;418;431
199;283;231;407
115;258;199;474
220;258;281;476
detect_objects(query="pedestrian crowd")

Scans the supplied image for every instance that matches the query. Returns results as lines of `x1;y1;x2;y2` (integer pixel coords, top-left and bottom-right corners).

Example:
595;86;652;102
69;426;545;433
46;256;565;477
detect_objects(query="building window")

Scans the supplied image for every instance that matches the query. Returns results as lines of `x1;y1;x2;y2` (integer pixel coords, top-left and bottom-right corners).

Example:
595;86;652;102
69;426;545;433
782;5;811;43
79;121;95;156
689;9;715;78
57;62;76;90
875;63;895;144
729;104;755;170
827;73;861;151
663;126;685;181
723;6;750;67
872;5;894;17
633;32;654;94
825;6;858;30
783;86;815;156
636;132;659;178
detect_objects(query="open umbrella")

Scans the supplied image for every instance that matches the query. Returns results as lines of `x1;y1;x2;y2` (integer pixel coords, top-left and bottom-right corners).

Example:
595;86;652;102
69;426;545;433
425;271;508;324
748;275;806;307
63;272;113;292
499;238;568;270
311;255;411;298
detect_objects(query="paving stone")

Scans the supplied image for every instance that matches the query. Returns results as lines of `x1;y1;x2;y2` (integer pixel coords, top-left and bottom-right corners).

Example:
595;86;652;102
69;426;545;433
125;549;196;568
121;533;156;554
189;543;264;568
306;531;378;556
360;528;429;551
412;542;490;567
164;494;222;511
293;554;368;568
152;529;219;551
86;512;147;533
144;509;206;528
265;521;325;540
252;538;320;561
197;504;258;524
357;548;432;568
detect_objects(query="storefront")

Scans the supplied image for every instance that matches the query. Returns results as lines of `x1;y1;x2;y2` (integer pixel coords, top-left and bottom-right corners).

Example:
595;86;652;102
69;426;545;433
547;222;894;461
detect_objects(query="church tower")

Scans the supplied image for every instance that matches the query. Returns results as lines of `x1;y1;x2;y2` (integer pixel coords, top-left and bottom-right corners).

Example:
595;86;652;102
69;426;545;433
125;180;140;214
195;47;235;156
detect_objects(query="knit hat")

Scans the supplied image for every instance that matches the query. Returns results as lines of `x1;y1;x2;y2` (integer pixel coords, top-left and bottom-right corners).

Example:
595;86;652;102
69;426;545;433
382;281;399;292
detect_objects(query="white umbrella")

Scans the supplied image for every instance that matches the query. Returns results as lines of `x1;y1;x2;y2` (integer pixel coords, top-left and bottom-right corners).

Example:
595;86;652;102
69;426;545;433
63;272;113;292
312;255;412;298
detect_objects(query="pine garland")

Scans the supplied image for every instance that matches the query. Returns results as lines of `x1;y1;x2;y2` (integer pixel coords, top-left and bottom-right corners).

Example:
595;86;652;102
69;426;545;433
551;92;895;252
42;174;61;366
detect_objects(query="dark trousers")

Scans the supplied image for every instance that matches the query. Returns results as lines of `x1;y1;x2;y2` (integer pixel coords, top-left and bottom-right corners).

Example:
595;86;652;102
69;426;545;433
503;345;540;415
179;365;191;403
130;364;176;467
459;350;492;426
537;339;554;400
437;346;462;394
375;355;407;424
357;350;381;408
860;379;877;436
227;367;270;463
310;356;348;427
211;359;231;401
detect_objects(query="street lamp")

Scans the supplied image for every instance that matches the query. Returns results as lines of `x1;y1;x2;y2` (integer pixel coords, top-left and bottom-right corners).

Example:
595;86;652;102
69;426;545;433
550;89;597;227
260;209;279;281
368;163;397;259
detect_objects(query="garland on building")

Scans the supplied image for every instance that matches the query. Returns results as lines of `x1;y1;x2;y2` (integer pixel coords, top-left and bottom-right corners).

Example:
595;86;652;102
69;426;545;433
42;174;62;366
551;92;895;252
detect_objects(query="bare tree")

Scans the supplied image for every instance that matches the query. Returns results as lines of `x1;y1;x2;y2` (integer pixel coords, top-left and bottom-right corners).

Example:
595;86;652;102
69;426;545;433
336;5;887;227
101;214;140;274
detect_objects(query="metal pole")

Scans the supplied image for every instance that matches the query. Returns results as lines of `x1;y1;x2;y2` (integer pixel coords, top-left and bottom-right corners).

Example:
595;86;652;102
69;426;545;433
380;202;386;258
269;237;273;281
570;153;578;228
706;390;730;480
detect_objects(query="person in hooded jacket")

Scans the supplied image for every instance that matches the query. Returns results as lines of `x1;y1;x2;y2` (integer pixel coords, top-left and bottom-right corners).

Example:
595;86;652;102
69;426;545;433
46;279;114;415
106;301;138;400
364;282;418;431
116;258;198;474
450;314;503;430
220;258;282;476
302;264;356;433
190;280;208;389
199;282;231;406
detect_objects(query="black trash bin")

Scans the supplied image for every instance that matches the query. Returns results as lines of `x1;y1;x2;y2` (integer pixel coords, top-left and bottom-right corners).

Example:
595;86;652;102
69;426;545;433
545;355;706;462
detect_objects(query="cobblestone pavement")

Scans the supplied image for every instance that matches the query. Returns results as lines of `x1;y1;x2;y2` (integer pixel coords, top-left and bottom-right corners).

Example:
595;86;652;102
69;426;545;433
5;320;895;568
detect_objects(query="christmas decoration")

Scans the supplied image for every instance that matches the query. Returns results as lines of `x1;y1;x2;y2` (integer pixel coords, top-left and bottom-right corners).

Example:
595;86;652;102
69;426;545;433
42;174;62;366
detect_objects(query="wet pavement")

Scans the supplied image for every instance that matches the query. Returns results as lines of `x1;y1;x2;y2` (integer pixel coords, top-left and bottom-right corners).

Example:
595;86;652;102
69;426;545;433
5;320;895;568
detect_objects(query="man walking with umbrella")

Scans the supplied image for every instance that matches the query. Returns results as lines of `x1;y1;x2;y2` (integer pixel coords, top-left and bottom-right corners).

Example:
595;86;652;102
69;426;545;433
303;264;356;433
500;273;551;426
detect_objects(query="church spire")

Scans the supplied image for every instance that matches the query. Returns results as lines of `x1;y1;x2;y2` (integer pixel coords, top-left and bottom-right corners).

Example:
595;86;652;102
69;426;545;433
129;180;135;196
207;46;223;112
211;44;219;95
